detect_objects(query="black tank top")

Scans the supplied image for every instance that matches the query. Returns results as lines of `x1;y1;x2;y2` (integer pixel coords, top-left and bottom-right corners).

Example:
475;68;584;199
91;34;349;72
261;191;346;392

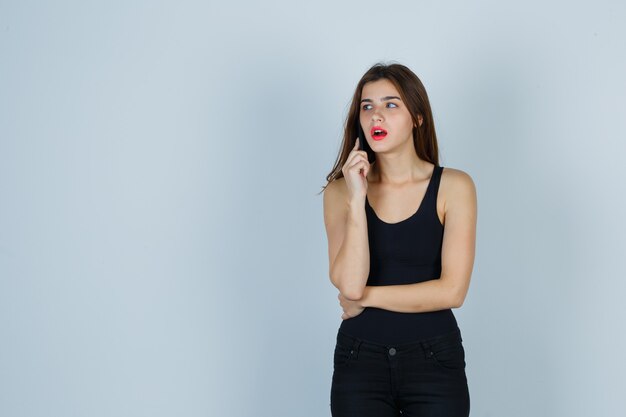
338;165;458;344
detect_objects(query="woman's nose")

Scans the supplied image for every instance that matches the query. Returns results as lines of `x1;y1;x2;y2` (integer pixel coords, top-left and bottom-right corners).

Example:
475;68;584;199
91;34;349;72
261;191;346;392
371;112;383;122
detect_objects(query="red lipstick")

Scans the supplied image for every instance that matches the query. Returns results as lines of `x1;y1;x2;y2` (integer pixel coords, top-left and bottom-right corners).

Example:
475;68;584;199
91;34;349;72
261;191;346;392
370;126;388;141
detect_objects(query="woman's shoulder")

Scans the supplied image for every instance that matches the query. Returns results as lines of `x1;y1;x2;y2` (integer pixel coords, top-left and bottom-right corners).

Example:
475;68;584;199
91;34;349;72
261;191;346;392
440;166;475;185
324;176;347;196
323;176;348;213
439;166;477;204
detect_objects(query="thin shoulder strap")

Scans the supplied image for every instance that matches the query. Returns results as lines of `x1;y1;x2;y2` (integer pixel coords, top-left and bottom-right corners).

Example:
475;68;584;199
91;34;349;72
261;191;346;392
431;166;444;200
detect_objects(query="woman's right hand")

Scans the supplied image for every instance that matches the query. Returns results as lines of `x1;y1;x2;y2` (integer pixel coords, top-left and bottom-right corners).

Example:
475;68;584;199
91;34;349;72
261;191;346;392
341;138;371;201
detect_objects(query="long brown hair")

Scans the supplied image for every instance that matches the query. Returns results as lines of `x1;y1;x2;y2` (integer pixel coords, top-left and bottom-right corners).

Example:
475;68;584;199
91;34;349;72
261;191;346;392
318;61;440;195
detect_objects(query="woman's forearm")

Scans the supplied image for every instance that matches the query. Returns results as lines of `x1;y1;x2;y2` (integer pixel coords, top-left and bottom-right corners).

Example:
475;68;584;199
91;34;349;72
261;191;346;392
330;198;370;300
360;278;464;313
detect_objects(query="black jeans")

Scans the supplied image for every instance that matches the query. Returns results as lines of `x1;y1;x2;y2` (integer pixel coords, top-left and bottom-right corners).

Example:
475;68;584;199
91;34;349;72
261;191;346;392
330;327;470;416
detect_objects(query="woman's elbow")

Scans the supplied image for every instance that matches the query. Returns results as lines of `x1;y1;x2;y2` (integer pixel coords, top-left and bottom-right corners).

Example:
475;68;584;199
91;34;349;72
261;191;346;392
340;284;364;301
330;276;363;300
450;289;467;308
331;269;365;300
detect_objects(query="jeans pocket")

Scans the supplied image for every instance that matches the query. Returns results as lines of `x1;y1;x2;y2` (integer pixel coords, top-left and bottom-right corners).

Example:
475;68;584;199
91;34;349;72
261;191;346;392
426;335;466;371
333;344;353;368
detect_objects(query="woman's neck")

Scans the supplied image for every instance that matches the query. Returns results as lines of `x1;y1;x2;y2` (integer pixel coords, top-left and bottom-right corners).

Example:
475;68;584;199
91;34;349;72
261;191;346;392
369;158;432;186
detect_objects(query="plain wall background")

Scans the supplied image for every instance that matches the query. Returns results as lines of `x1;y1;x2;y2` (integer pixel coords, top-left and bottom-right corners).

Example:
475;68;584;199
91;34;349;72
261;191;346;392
2;1;625;416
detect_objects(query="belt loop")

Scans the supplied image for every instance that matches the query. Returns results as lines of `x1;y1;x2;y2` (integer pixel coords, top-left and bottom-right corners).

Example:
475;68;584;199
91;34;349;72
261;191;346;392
351;338;362;359
419;340;431;360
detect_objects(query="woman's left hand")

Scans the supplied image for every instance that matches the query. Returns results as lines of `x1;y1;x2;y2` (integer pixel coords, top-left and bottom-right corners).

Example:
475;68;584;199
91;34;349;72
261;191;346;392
338;292;365;320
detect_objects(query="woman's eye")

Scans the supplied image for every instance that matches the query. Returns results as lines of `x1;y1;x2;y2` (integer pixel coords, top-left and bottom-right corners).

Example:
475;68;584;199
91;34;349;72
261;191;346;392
362;103;398;110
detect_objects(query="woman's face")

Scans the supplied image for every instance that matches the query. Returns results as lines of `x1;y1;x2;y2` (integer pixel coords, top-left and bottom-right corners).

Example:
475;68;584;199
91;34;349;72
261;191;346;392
359;79;421;150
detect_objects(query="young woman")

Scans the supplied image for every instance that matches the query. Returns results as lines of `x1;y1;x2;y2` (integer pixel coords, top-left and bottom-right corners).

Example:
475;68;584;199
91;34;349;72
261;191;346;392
322;62;477;416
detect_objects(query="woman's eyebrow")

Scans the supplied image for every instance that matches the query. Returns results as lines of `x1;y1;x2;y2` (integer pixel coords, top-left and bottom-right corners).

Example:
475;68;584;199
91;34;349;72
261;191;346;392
360;95;402;103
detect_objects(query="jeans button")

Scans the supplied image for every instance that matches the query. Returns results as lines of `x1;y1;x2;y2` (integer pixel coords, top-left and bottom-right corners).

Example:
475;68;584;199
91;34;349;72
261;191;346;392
388;347;396;356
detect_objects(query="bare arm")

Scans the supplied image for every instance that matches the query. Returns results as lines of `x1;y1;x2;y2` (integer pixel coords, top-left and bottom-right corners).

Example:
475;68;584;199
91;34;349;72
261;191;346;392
357;169;477;312
323;178;370;300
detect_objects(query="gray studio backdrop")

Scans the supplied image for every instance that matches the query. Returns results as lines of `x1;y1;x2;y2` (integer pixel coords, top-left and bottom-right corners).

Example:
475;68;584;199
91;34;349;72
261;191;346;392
1;1;625;416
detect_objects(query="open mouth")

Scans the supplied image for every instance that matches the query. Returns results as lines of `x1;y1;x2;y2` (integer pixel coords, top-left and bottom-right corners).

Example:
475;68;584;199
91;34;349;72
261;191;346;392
371;126;388;140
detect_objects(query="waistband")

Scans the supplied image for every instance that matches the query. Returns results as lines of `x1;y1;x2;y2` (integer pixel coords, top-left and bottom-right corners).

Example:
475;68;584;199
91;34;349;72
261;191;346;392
336;327;462;356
